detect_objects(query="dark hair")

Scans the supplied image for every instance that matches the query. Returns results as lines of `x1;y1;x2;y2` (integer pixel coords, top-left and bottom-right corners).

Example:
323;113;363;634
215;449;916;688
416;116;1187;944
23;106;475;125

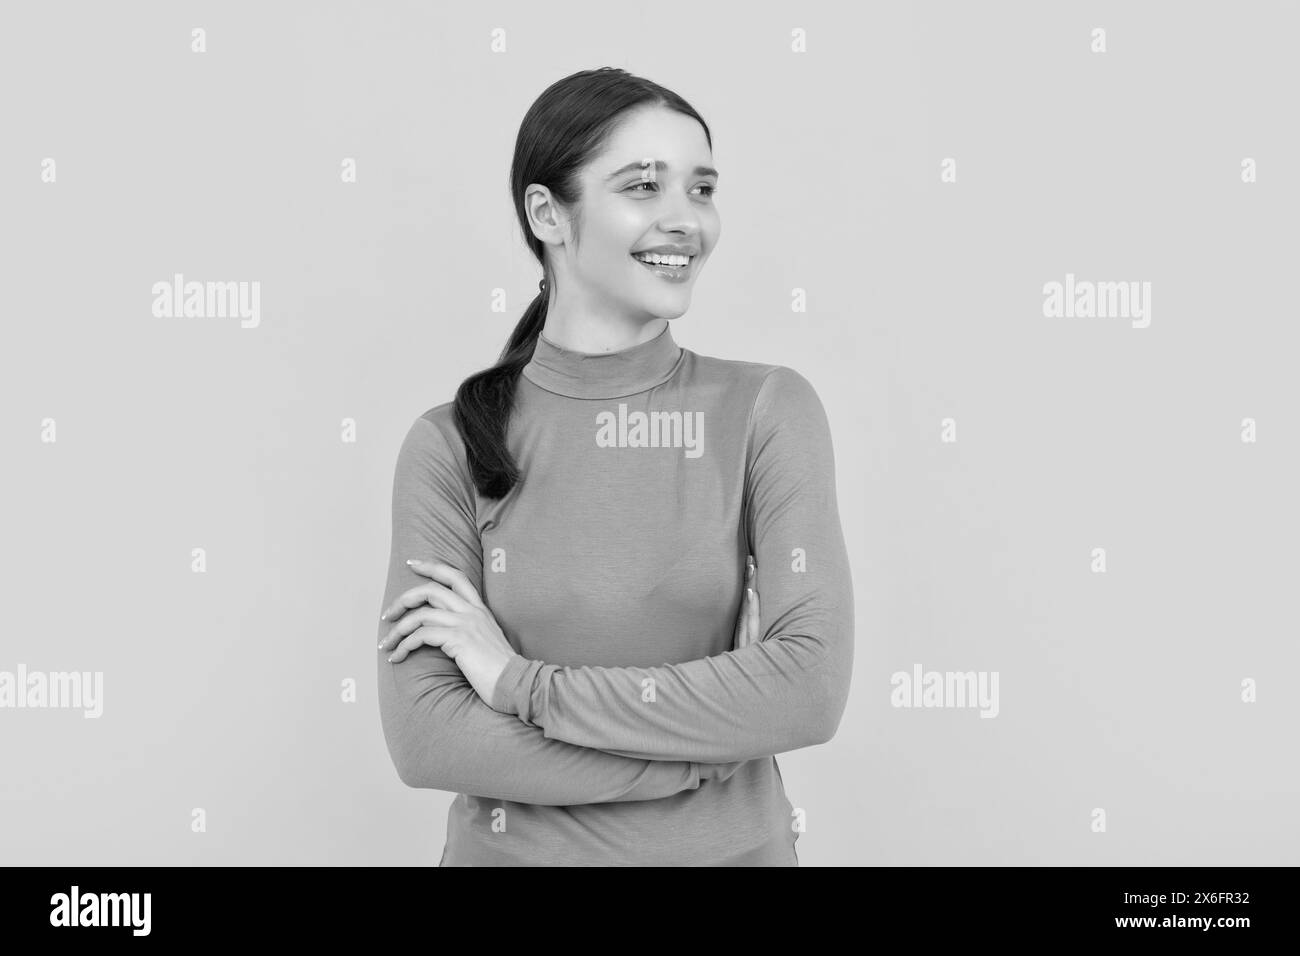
451;67;712;499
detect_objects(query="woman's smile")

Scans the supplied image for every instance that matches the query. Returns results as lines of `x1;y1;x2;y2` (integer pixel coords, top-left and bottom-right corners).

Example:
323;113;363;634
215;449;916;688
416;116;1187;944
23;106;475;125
631;251;695;282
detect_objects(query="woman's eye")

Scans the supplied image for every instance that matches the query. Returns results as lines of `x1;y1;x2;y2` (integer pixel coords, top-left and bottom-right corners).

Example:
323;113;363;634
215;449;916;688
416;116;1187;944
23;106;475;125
625;182;718;198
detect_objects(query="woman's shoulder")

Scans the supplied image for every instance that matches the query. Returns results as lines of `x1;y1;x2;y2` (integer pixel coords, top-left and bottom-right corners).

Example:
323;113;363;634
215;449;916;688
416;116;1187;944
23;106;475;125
683;350;825;420
396;401;468;467
414;400;457;432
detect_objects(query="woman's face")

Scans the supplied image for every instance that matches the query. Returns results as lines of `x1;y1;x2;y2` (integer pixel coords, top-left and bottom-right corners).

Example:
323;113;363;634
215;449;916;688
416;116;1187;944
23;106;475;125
545;105;721;322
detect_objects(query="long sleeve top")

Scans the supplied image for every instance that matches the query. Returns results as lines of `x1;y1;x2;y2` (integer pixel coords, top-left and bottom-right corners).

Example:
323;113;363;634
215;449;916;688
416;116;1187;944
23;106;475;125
376;321;854;866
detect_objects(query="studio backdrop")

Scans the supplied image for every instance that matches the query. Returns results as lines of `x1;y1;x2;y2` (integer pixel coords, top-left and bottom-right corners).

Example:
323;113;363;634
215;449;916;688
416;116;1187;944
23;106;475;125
1;0;1296;866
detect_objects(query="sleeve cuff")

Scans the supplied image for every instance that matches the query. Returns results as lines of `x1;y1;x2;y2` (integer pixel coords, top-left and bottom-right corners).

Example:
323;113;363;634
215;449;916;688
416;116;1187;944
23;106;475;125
491;653;537;719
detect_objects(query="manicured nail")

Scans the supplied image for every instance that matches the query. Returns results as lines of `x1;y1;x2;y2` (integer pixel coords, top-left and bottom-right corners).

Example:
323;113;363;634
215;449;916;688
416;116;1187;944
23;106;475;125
747;588;753;600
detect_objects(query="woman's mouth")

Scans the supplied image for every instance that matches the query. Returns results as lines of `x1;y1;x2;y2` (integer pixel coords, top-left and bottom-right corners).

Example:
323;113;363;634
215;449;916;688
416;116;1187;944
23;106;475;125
631;252;695;283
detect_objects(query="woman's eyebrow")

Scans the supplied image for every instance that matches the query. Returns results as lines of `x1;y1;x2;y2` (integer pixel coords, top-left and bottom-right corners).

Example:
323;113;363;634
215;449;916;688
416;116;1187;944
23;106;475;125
604;160;719;181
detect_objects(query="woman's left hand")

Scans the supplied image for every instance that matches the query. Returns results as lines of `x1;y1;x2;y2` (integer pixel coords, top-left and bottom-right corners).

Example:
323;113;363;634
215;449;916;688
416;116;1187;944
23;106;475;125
378;558;517;709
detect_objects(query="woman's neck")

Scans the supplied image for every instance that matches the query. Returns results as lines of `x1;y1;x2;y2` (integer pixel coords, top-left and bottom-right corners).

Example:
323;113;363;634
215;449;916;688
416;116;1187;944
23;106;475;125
522;319;683;399
538;312;669;355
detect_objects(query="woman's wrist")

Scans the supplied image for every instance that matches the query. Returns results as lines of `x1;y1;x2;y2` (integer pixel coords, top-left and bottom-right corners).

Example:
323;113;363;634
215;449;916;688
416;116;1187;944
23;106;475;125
489;652;533;715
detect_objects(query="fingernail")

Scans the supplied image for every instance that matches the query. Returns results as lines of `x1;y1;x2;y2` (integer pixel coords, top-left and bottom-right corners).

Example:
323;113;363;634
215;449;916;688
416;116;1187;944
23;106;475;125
386;656;393;663
380;612;387;621
747;588;753;600
405;559;417;566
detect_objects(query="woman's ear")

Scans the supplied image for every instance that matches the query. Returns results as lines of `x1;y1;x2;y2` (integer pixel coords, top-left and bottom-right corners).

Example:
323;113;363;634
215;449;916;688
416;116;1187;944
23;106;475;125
525;184;567;246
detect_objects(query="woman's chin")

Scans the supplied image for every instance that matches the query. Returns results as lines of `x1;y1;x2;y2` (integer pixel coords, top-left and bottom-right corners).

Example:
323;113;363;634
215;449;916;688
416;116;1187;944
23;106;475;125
638;291;692;317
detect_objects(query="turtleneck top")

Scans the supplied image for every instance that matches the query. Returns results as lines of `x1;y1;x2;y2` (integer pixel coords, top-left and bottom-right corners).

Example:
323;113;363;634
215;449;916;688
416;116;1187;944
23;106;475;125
377;320;854;866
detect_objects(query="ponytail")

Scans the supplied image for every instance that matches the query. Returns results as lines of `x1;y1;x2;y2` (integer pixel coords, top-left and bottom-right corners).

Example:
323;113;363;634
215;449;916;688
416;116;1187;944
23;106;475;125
452;281;548;499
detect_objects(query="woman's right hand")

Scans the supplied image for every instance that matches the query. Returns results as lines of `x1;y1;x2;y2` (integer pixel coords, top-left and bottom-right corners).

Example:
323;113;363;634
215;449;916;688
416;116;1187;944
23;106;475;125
732;554;761;650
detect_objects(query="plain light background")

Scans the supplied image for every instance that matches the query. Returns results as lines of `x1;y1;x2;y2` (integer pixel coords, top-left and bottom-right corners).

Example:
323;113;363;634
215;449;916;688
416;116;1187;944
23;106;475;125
2;1;1297;865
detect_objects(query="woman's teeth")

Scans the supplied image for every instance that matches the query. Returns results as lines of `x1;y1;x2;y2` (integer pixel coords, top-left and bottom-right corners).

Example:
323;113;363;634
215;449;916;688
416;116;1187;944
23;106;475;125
633;252;692;267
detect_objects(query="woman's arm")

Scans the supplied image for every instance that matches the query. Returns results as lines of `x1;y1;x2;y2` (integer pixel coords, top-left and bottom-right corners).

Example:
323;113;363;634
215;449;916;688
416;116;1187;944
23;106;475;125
377;413;716;805
489;367;855;764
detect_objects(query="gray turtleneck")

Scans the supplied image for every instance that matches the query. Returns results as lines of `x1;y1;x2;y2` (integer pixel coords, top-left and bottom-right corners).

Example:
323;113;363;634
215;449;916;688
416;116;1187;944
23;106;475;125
377;321;854;866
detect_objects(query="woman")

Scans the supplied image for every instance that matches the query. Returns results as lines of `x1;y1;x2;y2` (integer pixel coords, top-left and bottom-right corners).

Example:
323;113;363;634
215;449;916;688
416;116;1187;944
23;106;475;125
375;67;854;866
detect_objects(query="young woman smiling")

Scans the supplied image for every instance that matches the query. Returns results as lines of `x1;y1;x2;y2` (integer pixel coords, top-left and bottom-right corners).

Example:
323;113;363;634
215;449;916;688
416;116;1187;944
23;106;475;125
376;67;854;866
